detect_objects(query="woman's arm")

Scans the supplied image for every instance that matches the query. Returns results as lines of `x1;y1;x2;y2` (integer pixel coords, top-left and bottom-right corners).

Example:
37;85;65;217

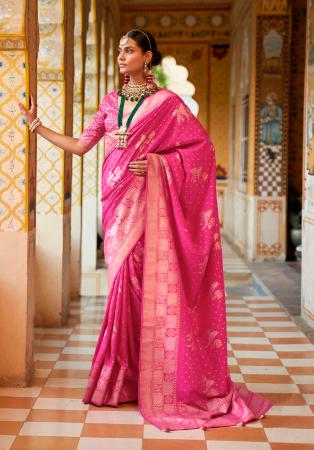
18;93;89;156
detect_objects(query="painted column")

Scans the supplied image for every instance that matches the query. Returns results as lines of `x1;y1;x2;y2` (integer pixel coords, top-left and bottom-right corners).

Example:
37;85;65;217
248;0;290;261
0;0;37;384
71;0;84;299
35;0;74;326
81;0;99;277
302;0;314;326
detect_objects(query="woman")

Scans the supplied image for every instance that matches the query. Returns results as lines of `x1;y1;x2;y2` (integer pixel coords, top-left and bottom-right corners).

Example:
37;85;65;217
19;29;272;431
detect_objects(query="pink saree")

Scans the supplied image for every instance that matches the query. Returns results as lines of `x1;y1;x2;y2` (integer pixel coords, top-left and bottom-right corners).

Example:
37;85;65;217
80;88;272;431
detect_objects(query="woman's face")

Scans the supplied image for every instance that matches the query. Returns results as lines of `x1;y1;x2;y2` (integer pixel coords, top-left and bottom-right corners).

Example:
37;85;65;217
117;37;152;75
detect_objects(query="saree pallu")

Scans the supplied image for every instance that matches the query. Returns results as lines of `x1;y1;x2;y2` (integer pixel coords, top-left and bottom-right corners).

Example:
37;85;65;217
82;88;272;430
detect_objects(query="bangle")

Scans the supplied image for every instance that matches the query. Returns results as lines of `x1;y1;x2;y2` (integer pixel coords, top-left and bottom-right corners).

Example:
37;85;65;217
30;119;42;133
29;117;40;131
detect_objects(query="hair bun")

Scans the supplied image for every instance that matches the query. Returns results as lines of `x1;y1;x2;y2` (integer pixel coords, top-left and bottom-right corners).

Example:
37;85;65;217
152;50;162;66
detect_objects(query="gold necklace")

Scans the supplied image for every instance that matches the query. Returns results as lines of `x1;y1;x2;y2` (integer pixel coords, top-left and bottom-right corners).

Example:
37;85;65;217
119;82;158;101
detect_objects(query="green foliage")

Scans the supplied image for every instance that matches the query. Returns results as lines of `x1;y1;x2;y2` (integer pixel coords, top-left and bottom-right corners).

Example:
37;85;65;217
153;65;168;88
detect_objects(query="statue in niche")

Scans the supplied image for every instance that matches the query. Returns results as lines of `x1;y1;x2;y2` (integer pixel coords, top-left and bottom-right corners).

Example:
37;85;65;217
260;92;282;146
263;28;283;72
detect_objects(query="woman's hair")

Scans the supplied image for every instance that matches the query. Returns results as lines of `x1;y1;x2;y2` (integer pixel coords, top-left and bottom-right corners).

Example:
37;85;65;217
127;29;162;66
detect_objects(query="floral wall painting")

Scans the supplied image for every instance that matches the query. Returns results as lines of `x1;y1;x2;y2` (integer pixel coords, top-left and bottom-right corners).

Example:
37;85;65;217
260;92;283;146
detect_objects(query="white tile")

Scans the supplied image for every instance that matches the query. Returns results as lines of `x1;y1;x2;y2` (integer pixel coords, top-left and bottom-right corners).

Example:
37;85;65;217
253;312;288;317
228;337;269;344
34;353;59;361
259;322;296;327
34;339;67;348
230;373;244;382
144;424;204;440
282;359;314;367
265;332;305;338
35;328;72;334
227;317;256;323
74;324;100;330
54;361;91;370
265;428;314;444
0;387;41;397
33;368;51;378
62;347;94;355
86;410;144;425
33;397;89;411
19;421;83;437
233;351;278;359
226;307;249;313
77;438;142;450
69;334;98;342
246;383;299;394
291;375;314;384
0;408;30;421
0;435;16;450
228;358;237;366
248;304;280;309
45;378;87;388
268;405;313;416
272;344;314;352
206;441;271;450
240;366;288;375
303;394;314;404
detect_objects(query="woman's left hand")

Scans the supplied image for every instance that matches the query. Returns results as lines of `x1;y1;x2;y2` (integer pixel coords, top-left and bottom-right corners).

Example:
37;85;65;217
128;154;147;177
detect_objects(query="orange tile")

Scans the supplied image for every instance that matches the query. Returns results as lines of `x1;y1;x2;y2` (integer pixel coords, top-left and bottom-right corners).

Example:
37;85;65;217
227;312;253;317
26;409;87;422
39;387;86;398
34;347;61;354
237;358;283;366
205;426;267;441
276;351;314;359
34;334;69;340
263;415;314;428
258;317;293;322
70;329;99;335
228;365;241;373
271;444;314;450
29;378;46;387
298;384;314;394
228;332;265;338
261;327;299;332
264;393;306;405
0;421;23;435
250;308;283;313
227;321;259;327
287;367;314;375
243;374;293;384
269;338;310;344
143;440;206;450
232;344;273;351
82;423;143;438
58;355;92;361
50;369;90;378
11;436;79;450
34;361;55;369
0;396;36;408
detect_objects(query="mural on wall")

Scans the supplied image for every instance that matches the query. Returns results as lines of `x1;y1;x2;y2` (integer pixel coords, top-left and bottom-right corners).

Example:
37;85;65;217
255;16;289;199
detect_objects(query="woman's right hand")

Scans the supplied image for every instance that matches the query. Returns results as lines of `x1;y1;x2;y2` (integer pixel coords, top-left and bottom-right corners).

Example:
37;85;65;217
18;93;36;125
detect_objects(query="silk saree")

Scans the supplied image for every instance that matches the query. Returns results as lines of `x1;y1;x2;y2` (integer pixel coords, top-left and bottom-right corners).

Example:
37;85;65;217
80;88;272;431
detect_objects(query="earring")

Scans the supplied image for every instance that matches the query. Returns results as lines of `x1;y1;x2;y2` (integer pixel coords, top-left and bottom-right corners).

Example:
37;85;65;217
123;73;130;84
144;62;148;75
147;65;154;85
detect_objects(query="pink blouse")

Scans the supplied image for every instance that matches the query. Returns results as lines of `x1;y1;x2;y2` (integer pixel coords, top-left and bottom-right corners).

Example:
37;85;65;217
80;88;172;154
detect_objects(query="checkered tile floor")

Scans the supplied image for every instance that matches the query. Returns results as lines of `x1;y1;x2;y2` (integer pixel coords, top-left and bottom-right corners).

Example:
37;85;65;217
1;242;314;450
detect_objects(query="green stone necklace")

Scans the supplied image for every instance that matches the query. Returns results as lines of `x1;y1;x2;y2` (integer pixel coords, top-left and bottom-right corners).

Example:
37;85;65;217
115;94;146;149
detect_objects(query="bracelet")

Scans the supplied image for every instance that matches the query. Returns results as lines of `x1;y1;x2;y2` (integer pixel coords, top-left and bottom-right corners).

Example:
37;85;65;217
30;118;42;133
29;117;40;129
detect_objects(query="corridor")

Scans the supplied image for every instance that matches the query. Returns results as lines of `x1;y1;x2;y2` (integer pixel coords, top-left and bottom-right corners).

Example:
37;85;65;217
0;243;314;450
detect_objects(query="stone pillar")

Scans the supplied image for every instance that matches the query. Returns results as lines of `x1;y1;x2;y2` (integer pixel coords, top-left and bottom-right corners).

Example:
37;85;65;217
0;0;37;385
35;0;74;326
81;0;99;278
71;0;84;299
302;0;314;327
